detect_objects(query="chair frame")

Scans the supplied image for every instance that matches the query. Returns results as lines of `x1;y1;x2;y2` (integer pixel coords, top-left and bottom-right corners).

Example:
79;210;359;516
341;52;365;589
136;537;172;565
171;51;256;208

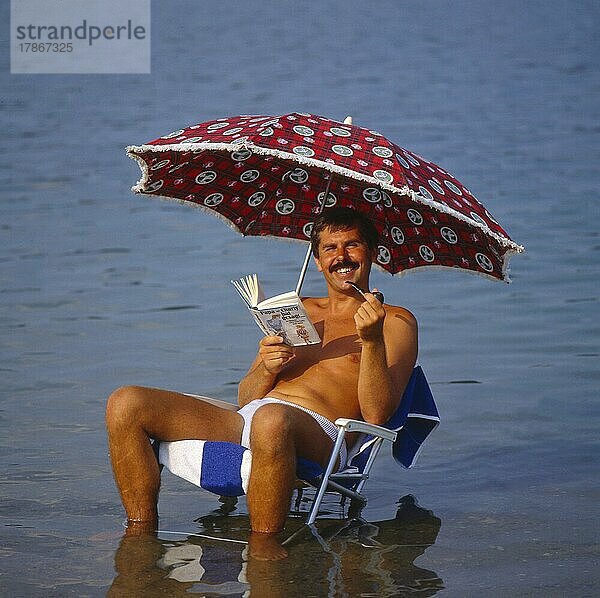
305;418;397;524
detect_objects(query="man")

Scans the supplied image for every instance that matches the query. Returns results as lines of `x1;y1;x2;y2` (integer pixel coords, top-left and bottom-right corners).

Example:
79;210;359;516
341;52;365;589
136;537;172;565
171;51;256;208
106;207;418;560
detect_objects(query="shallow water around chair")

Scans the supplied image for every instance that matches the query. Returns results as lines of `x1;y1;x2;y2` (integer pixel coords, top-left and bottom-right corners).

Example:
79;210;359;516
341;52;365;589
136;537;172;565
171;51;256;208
1;1;599;595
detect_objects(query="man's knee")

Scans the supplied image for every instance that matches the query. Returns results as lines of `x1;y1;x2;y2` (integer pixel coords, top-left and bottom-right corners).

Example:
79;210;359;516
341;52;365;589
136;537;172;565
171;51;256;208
105;385;147;431
250;404;294;452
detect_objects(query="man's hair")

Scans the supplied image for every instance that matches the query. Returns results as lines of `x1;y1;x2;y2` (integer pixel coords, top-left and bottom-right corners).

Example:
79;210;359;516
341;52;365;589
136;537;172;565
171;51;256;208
310;207;379;257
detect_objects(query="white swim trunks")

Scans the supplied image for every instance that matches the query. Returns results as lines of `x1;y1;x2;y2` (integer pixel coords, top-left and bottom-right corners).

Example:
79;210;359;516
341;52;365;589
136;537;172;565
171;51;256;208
237;397;347;471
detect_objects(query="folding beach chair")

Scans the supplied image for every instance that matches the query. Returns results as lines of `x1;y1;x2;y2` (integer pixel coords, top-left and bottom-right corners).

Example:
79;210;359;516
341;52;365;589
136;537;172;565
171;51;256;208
155;366;439;524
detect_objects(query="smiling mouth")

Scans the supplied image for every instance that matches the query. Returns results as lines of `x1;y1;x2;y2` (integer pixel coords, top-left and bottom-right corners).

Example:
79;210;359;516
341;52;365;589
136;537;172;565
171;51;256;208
330;261;358;275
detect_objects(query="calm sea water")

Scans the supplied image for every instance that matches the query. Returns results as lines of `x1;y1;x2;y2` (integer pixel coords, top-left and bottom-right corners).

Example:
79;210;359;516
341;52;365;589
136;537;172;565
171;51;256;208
2;1;599;595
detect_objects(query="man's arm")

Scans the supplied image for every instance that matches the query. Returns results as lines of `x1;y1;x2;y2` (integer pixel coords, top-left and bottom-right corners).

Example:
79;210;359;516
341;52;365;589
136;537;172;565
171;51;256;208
237;335;296;407
355;293;418;424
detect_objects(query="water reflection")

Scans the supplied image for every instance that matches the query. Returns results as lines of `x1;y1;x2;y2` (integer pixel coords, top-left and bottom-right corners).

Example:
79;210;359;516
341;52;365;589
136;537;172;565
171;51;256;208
108;495;442;597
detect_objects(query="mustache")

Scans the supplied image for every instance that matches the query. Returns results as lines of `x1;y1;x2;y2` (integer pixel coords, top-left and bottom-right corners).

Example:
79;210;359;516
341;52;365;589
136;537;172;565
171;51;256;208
330;260;358;273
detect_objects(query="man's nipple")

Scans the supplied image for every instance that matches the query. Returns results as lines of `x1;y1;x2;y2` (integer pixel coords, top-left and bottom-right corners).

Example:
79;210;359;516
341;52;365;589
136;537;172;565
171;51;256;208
347;352;361;363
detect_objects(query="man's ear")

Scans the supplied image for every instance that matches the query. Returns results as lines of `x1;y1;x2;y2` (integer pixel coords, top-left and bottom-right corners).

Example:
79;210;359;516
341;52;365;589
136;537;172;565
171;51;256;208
314;255;323;272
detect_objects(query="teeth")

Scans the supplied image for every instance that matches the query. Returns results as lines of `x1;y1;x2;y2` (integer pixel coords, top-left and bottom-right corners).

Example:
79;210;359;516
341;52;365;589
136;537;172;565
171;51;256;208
337;268;352;274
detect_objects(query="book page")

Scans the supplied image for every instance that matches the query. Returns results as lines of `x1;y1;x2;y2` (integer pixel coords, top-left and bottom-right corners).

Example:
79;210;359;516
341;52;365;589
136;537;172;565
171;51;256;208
231;274;264;307
258;290;300;309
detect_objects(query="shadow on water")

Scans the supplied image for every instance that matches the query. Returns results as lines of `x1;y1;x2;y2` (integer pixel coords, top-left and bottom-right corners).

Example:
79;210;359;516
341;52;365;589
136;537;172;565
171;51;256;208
107;495;443;597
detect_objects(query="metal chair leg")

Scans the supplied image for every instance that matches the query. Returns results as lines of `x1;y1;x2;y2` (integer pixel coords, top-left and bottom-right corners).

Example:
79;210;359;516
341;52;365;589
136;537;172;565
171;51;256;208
306;428;347;525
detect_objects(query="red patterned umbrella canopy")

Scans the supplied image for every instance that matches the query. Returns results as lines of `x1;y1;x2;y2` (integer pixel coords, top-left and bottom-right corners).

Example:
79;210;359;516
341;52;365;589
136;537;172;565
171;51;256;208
126;112;523;282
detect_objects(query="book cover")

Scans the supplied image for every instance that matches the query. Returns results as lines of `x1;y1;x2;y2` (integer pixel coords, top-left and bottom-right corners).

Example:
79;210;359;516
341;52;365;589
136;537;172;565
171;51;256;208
231;274;321;346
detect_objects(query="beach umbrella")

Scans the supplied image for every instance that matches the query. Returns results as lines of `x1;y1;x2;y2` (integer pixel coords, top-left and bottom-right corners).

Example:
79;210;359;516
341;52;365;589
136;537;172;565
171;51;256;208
126;112;523;290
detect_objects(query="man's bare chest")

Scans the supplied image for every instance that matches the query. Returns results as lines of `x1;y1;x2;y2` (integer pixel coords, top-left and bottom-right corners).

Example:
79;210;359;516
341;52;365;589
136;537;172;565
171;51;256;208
321;316;359;341
293;319;361;367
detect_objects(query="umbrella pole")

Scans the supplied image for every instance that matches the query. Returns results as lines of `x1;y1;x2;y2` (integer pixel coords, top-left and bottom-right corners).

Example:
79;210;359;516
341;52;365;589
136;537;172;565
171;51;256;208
295;244;313;296
295;117;351;296
295;173;335;295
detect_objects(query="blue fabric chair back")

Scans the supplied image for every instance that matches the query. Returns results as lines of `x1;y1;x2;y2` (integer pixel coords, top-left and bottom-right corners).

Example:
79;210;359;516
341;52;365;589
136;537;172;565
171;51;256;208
348;366;439;472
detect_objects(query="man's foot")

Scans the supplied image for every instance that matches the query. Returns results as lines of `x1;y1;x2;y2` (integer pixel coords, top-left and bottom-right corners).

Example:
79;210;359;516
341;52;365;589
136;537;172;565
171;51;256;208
124;518;157;537
248;531;288;560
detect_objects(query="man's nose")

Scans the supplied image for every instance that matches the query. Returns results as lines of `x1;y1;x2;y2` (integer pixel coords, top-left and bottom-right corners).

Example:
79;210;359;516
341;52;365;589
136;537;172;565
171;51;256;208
335;247;347;260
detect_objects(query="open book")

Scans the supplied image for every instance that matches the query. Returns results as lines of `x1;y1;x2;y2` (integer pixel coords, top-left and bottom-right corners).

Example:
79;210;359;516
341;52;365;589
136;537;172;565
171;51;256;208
231;274;321;346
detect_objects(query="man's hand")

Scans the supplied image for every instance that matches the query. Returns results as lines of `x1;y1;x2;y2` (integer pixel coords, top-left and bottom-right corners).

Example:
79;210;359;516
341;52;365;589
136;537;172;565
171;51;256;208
258;335;296;375
354;291;385;343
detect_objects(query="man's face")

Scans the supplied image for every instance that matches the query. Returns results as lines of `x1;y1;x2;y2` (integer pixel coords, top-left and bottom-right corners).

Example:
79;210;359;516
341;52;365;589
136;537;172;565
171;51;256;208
314;226;374;294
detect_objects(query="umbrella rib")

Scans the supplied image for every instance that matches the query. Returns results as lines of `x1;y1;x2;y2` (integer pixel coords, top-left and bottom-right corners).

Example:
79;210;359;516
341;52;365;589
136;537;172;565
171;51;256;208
295;174;335;295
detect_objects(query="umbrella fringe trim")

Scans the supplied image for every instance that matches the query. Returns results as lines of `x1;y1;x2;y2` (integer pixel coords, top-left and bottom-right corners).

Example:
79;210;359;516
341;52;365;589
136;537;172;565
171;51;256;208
126;150;247;235
126;142;524;255
391;260;515;283
126;153;247;237
126;189;519;283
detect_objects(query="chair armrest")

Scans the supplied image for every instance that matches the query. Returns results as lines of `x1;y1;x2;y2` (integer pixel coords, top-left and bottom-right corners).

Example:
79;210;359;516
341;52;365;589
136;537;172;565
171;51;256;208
334;418;397;442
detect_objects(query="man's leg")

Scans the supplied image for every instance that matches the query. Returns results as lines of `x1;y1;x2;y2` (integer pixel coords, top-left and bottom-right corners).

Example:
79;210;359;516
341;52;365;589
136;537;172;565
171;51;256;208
105;386;243;531
245;403;335;560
